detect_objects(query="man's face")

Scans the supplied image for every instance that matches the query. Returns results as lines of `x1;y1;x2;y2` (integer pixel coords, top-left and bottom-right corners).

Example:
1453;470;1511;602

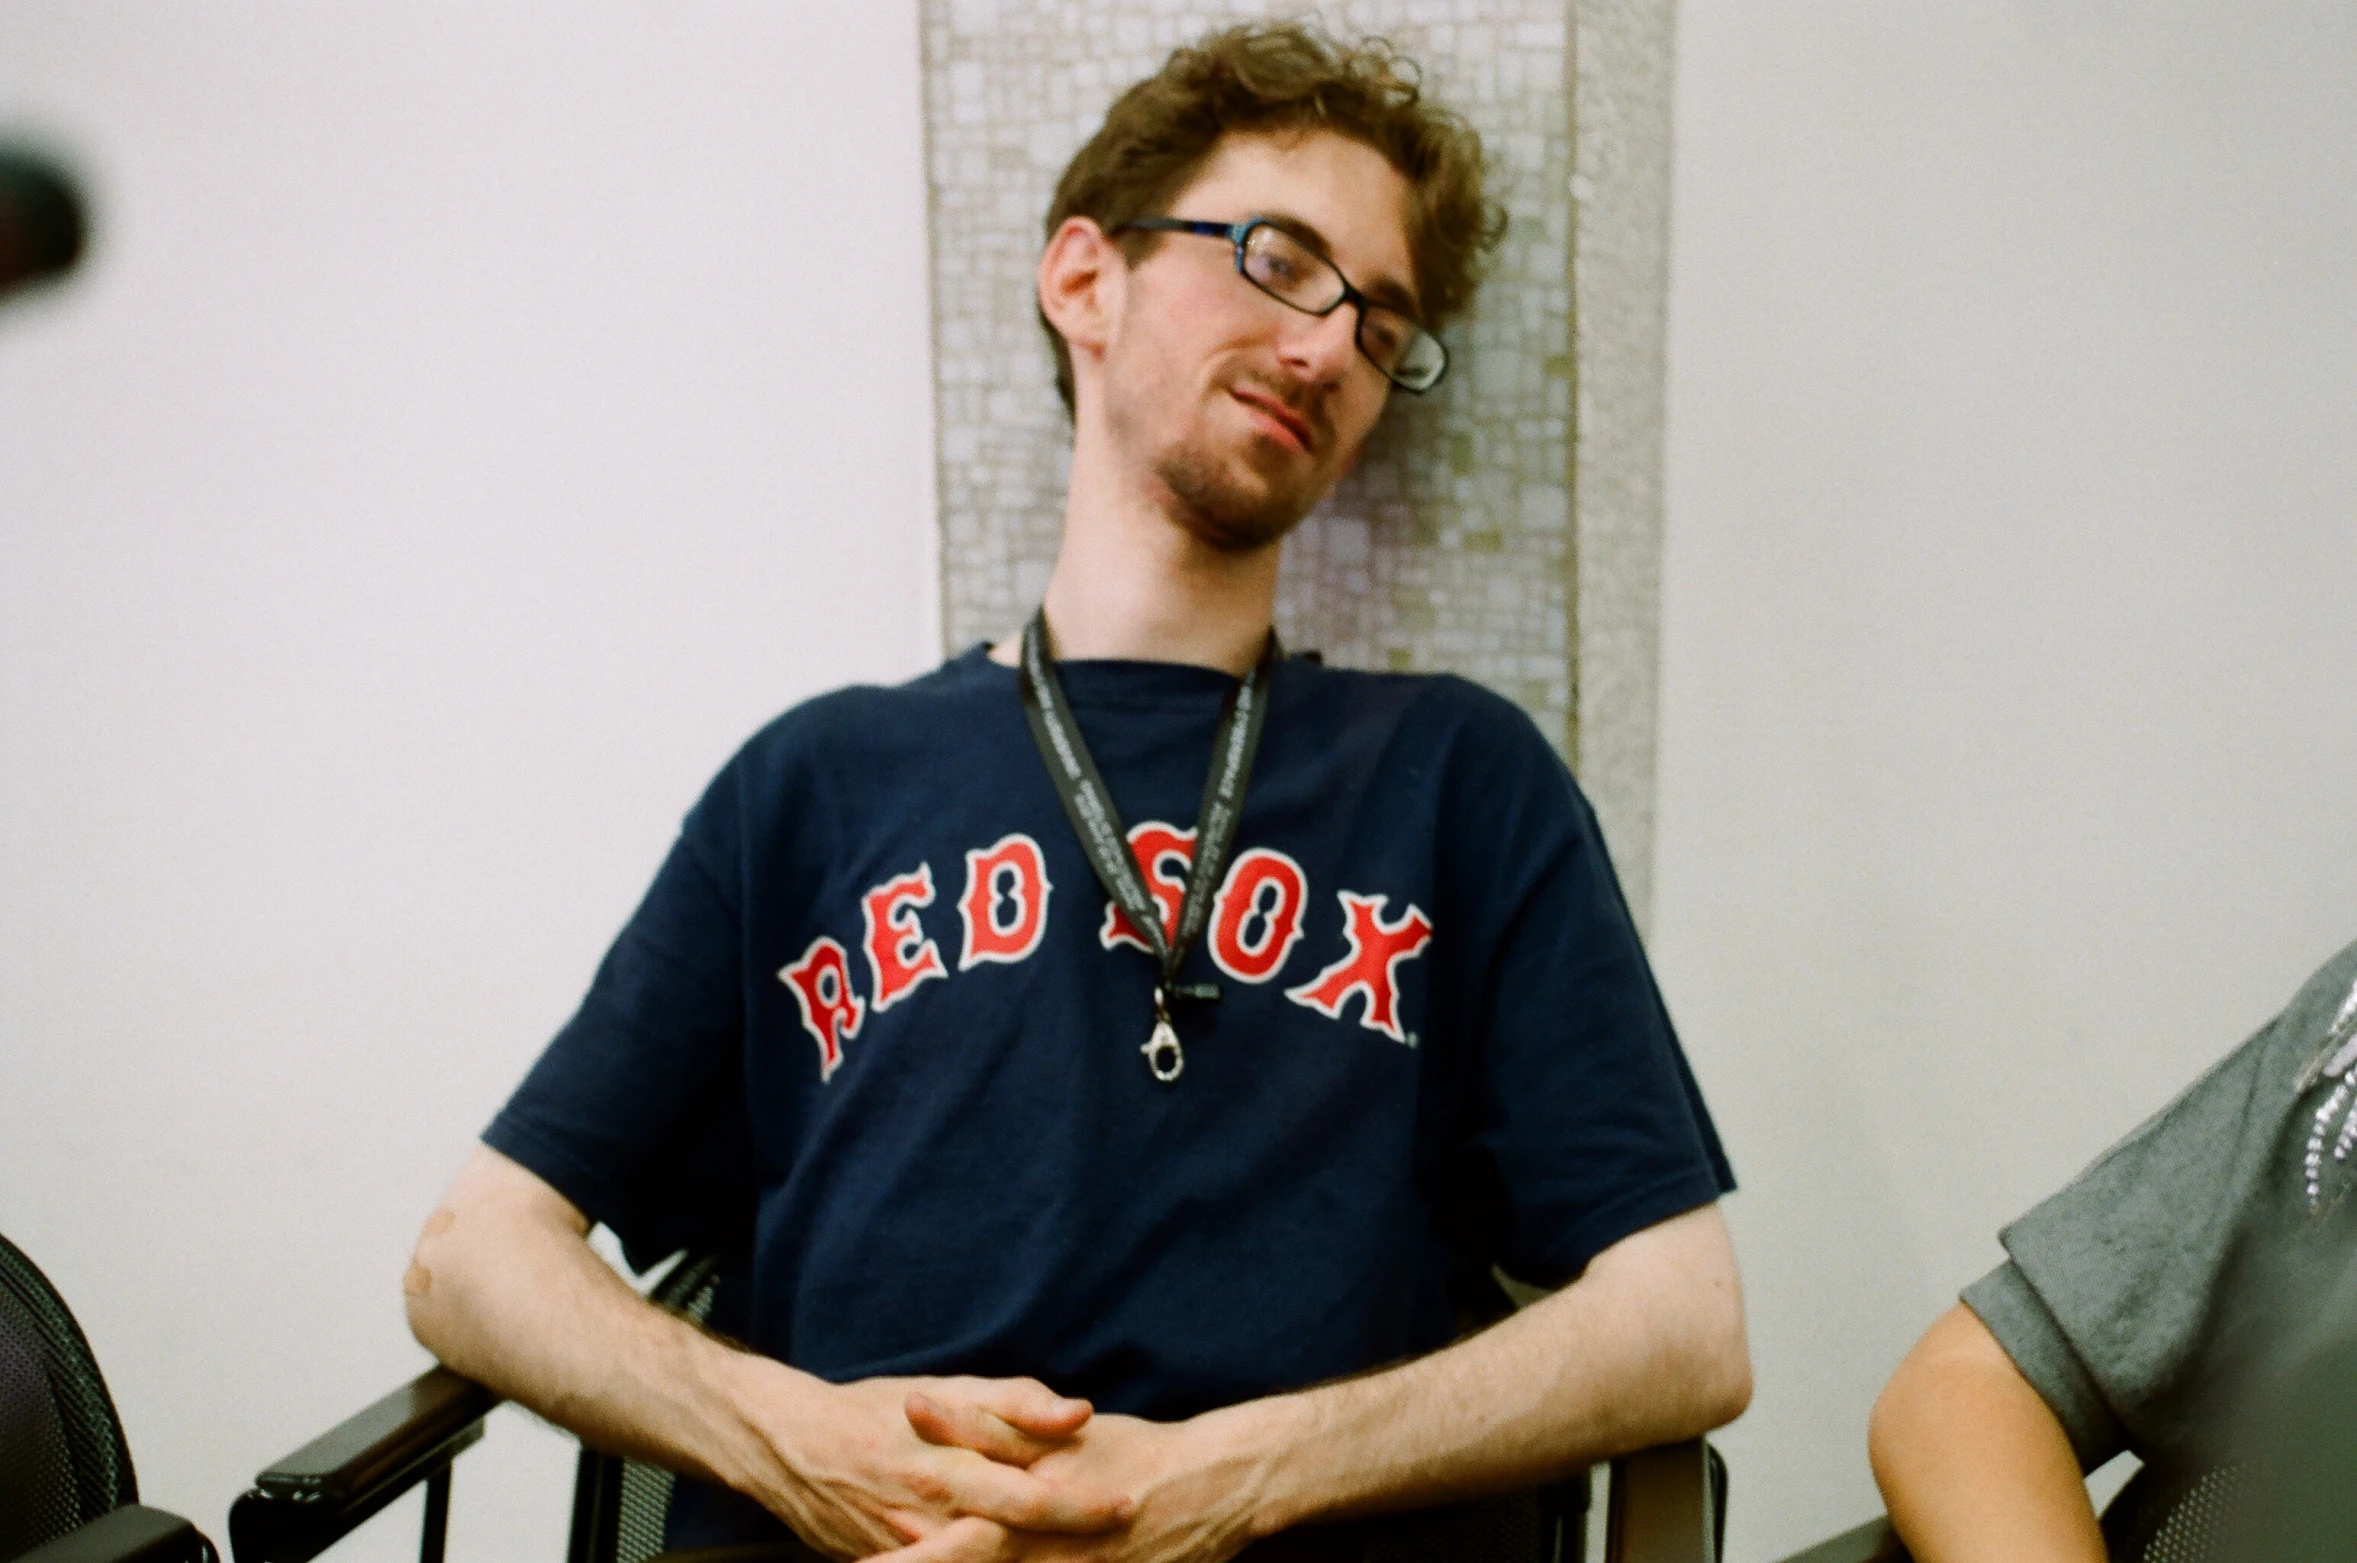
1096;131;1415;554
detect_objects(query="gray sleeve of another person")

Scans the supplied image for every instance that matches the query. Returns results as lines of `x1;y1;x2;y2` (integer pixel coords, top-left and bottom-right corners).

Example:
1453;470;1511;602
1961;940;2357;1472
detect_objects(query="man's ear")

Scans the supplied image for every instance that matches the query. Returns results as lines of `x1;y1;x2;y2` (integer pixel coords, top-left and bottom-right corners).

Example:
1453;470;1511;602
1037;216;1123;367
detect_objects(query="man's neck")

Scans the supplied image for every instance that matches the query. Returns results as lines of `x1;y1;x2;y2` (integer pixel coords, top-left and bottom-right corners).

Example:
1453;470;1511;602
989;448;1284;679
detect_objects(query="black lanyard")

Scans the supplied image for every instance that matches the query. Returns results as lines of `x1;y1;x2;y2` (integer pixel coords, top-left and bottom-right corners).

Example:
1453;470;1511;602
1017;607;1279;1082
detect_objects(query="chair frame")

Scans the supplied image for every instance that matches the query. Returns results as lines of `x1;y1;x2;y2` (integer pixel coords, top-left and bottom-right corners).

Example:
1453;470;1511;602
229;1247;1726;1563
233;1390;1721;1563
227;1368;493;1563
14;1506;220;1563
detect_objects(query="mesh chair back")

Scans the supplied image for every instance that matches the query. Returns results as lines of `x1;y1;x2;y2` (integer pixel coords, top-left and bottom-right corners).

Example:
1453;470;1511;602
566;1250;727;1563
0;1231;138;1560
2100;1461;2245;1563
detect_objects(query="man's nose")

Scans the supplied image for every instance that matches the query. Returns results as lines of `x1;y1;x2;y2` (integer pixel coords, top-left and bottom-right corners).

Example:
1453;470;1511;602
1276;302;1363;387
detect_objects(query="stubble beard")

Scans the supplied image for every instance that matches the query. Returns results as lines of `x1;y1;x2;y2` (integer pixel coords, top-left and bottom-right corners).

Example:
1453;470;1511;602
1154;439;1318;556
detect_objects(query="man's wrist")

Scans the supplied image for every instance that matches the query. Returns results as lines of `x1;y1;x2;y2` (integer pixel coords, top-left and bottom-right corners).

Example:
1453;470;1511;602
1197;1390;1331;1540
693;1339;826;1506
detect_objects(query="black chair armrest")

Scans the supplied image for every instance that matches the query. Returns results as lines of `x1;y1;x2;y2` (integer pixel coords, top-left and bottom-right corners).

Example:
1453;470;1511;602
228;1365;499;1563
1775;1516;1908;1563
1604;1439;1724;1563
248;1364;499;1503
16;1505;216;1563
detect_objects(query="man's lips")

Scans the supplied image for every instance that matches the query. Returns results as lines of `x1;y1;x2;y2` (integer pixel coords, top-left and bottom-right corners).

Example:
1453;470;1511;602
1229;387;1316;453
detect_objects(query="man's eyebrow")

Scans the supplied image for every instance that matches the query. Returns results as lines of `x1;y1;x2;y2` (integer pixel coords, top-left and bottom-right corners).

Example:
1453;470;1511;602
1256;211;1422;319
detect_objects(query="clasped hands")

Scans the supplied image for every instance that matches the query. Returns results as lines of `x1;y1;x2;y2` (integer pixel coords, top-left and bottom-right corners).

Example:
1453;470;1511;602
764;1371;1271;1563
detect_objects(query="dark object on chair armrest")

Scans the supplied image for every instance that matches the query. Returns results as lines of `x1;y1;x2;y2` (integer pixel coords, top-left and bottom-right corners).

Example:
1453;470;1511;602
1775;1516;1908;1563
229;1365;498;1563
1605;1440;1726;1563
252;1364;498;1503
15;1505;216;1563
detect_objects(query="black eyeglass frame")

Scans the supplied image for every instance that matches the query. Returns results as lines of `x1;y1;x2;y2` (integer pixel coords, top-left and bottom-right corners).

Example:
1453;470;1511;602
1115;216;1449;394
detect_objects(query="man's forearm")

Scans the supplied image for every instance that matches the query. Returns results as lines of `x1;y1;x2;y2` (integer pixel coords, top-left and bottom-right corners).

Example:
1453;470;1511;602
1868;1305;2105;1563
407;1146;1134;1561
403;1144;795;1495
1211;1203;1750;1537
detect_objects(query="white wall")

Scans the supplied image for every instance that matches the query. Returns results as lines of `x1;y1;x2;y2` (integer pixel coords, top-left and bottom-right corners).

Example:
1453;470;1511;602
0;6;936;1557
1656;4;2357;1557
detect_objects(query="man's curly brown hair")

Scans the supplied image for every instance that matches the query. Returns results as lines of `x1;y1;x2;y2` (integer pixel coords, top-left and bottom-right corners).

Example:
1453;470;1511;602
1040;20;1507;414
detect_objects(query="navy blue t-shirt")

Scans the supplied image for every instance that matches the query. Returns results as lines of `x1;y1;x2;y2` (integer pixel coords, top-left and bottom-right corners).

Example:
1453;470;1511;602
486;647;1730;1538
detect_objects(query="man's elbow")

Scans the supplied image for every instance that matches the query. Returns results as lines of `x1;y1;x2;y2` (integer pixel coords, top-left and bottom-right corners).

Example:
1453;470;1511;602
402;1203;524;1384
402;1215;461;1361
402;1147;599;1383
1685;1299;1753;1431
1708;1338;1755;1429
1627;1271;1751;1440
1595;1202;1752;1435
1671;1207;1752;1430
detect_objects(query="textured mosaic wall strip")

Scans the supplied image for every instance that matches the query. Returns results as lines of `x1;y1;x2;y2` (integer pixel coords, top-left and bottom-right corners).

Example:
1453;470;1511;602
1567;0;1674;926
919;0;1671;925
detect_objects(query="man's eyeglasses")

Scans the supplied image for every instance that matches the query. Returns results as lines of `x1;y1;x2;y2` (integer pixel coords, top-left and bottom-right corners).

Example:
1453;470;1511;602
1116;216;1449;394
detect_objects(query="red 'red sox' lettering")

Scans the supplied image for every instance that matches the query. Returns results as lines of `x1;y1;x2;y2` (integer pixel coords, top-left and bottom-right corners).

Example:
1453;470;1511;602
1100;822;1196;953
860;863;946;1012
1285;892;1433;1042
1208;847;1307;982
959;833;1052;969
780;936;864;1081
786;828;1430;1072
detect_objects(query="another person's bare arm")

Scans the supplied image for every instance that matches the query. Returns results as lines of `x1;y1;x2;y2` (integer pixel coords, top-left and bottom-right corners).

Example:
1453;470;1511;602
403;1145;1133;1559
889;1201;1750;1563
1868;1304;2105;1563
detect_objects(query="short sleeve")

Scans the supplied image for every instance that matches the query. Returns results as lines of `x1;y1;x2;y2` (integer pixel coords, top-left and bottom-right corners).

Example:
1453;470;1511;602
1963;1259;2127;1468
1979;942;2357;1465
483;806;754;1270
1433;689;1734;1287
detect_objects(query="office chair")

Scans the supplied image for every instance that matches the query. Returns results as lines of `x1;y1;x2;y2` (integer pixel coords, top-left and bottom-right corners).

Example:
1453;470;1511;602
0;1230;218;1563
230;1246;1726;1563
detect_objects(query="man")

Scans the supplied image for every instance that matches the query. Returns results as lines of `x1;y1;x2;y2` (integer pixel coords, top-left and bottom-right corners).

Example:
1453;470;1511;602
1868;939;2357;1561
405;23;1748;1563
